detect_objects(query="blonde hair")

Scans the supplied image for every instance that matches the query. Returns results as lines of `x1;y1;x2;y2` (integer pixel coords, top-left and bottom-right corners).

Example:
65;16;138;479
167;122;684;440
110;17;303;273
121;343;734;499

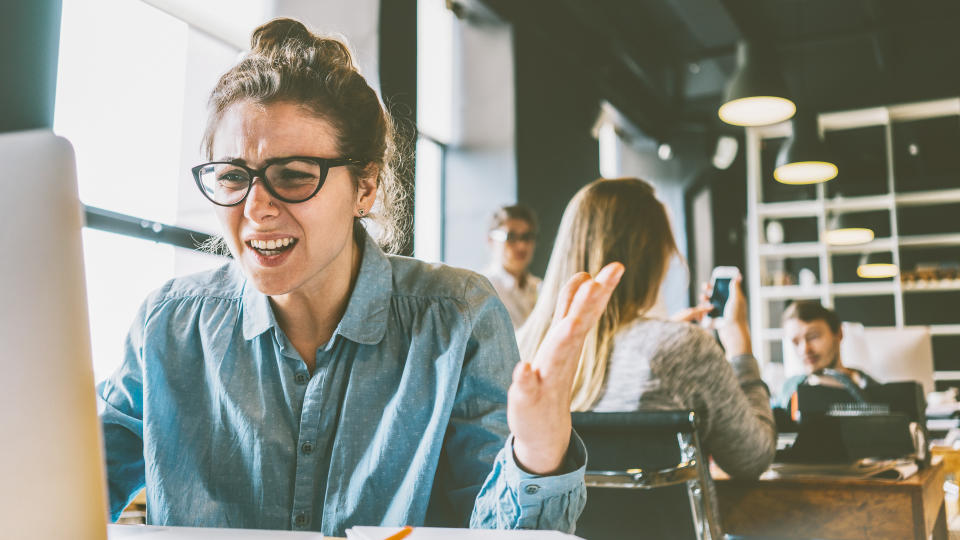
517;178;679;411
202;18;410;253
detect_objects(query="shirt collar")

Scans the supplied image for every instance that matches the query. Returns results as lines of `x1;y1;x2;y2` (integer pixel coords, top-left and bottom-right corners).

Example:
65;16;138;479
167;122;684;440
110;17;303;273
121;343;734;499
241;229;393;345
332;230;392;345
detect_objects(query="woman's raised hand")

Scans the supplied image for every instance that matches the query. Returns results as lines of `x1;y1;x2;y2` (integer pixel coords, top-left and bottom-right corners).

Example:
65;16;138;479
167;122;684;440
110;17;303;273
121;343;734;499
507;262;624;475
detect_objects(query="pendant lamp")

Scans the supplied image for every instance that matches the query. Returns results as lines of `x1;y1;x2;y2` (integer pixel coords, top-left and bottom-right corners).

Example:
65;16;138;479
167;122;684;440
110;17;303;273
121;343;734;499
774;111;838;184
718;41;796;127
857;252;898;279
824;213;873;246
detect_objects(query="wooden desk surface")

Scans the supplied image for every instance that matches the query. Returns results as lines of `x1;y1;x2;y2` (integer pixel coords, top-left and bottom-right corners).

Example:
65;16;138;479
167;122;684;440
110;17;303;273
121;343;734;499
715;459;947;540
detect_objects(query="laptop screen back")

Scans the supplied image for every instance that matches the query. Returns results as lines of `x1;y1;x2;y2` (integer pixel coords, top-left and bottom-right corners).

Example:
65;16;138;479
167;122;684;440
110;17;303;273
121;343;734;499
0;129;108;539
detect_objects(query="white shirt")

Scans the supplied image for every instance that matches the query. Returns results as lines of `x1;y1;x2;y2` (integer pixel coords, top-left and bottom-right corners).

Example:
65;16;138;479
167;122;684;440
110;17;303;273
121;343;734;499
482;265;542;330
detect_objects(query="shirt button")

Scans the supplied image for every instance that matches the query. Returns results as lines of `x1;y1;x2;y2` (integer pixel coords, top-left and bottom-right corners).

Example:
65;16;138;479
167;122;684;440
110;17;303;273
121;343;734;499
524;484;540;495
301;442;314;454
294;513;309;527
294;373;308;384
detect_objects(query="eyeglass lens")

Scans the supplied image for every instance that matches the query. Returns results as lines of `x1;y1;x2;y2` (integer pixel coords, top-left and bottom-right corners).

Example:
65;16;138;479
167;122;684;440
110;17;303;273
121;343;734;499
196;159;325;205
491;230;536;243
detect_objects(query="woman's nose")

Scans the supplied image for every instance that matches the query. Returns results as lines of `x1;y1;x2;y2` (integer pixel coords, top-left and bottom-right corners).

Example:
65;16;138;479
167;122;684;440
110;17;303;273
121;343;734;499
243;178;278;220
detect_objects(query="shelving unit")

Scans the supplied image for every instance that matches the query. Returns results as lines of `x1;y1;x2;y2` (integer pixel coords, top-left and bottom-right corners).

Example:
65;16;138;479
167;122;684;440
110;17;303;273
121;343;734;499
745;97;960;390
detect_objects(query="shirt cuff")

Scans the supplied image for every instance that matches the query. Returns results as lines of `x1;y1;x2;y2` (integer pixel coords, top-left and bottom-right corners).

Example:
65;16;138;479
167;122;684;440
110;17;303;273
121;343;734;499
503;431;586;500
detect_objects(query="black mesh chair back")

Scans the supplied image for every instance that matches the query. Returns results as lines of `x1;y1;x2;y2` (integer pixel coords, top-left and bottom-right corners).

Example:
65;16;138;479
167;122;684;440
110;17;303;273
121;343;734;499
573;410;720;540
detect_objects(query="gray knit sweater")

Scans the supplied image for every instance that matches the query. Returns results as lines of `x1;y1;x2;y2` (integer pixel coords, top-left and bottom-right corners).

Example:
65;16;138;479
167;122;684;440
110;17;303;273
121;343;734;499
591;318;777;479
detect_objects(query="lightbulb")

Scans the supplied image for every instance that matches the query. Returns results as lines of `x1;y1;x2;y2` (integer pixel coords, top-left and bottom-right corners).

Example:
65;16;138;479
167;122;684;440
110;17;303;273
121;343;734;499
824;228;874;246
658;143;673;160
718;96;796;127
774;161;838;184
857;263;898;279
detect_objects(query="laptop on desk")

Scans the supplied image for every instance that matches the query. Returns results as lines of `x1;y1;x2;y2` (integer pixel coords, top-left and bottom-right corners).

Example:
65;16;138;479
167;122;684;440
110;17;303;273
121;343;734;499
0;130;337;540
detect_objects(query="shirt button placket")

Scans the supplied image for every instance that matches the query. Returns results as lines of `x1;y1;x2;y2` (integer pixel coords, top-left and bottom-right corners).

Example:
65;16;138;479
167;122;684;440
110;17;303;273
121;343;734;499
291;351;327;531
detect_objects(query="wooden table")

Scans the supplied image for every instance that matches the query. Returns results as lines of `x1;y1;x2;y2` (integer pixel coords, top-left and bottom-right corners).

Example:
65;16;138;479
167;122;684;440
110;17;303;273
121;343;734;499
714;459;947;540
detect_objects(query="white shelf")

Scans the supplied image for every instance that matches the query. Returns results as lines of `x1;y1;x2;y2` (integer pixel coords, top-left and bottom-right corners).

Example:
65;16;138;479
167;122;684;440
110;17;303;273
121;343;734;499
758;242;821;258
830;282;897;296
896;188;960;206
824;194;893;212
826;237;895;254
935;371;960;382
747;98;960;370
759;285;823;300
756;200;820;218
899;233;960;248
930;325;960;336
758;188;960;219
902;281;960;293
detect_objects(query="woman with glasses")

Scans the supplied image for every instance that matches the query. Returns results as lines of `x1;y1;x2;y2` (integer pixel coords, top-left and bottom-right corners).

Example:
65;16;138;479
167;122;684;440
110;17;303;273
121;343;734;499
96;18;621;536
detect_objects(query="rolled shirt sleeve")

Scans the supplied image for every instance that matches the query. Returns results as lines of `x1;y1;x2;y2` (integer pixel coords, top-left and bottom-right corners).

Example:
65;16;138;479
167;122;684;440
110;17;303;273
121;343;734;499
453;274;586;532
471;433;587;532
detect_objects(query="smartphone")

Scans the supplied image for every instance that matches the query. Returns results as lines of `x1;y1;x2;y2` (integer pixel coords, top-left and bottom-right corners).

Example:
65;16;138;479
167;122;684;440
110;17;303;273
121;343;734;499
708;266;739;318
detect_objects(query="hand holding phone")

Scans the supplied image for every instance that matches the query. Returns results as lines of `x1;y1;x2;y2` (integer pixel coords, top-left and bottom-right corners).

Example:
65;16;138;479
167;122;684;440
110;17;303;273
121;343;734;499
708;266;739;318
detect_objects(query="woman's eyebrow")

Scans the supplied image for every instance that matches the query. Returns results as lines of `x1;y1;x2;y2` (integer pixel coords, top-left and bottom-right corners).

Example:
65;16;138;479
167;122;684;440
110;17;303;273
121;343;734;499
213;156;246;164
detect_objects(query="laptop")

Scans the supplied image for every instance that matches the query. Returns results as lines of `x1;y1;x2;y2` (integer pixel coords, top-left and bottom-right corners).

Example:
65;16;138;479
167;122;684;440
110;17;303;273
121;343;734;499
0;130;326;539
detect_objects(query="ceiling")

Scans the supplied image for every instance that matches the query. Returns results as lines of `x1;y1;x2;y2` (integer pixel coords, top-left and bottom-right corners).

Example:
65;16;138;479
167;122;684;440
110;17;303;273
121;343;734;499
479;0;960;142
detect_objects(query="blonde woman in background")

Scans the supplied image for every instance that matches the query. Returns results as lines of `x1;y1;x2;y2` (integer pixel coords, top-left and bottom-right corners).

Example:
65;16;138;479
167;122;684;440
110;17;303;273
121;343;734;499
518;177;776;479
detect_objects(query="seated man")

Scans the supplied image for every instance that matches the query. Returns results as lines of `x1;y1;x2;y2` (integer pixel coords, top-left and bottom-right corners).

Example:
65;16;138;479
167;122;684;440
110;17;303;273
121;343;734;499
776;300;880;409
482;204;542;329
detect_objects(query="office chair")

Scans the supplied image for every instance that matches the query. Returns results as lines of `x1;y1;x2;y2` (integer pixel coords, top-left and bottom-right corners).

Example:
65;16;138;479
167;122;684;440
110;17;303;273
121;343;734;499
573;410;721;540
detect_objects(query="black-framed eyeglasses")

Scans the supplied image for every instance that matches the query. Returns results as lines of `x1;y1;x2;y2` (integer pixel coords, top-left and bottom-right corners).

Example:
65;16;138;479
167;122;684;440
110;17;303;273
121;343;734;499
191;156;364;207
489;229;537;244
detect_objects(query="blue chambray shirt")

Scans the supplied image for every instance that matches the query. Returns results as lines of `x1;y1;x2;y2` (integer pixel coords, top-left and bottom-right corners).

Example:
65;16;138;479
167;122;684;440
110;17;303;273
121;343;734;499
97;230;586;536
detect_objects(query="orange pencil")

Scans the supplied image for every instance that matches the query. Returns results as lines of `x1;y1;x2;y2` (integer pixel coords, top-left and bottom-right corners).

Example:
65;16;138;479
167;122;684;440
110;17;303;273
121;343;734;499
383;525;414;540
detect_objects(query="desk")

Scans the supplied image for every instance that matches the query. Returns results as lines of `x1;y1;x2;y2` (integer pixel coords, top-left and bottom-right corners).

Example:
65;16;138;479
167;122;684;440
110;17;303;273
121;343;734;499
715;459;947;540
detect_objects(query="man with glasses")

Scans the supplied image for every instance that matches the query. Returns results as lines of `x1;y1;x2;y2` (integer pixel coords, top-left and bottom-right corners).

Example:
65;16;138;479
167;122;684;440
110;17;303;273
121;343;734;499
483;204;541;329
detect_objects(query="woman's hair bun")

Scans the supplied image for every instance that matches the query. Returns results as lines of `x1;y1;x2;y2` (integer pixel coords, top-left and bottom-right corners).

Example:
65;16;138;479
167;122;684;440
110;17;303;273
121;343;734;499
250;18;315;54
249;17;354;69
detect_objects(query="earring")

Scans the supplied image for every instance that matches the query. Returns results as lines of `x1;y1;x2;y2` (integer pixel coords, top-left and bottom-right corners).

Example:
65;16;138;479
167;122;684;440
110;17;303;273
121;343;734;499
358;208;365;216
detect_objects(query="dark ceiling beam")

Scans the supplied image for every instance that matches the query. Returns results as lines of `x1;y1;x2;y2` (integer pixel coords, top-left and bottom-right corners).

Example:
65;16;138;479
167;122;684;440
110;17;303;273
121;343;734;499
557;0;672;102
688;14;957;61
481;0;676;141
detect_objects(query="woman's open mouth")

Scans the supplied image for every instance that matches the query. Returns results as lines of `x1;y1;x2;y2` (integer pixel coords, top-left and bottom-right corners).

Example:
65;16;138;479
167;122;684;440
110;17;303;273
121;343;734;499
246;237;298;257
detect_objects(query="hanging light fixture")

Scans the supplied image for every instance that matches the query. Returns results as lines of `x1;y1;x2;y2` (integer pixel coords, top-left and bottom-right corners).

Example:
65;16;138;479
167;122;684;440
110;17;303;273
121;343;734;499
718;40;796;127
857;252;898;279
824;212;874;246
774;111;838;184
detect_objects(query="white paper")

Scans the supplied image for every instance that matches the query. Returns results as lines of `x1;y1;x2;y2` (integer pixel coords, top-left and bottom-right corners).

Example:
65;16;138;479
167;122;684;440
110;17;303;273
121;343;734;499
345;526;584;540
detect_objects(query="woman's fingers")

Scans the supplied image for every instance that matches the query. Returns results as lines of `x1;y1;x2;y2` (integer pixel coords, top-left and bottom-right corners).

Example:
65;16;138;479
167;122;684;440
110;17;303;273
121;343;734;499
534;263;624;380
553;272;591;324
564;263;624;333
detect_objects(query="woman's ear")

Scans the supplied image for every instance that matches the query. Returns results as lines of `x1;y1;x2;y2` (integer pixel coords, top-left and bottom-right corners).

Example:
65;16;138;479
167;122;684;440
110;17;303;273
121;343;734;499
356;163;379;212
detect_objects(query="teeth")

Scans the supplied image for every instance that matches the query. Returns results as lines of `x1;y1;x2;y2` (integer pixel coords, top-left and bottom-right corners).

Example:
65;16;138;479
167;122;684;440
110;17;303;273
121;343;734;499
248;238;295;250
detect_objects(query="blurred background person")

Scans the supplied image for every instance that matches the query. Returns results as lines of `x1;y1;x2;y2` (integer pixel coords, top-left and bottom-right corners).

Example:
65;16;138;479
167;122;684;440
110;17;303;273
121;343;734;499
483;204;541;329
776;300;880;409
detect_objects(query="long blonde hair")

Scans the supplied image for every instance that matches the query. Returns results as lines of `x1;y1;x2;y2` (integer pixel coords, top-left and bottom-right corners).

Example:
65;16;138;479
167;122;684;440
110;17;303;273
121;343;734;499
517;178;679;411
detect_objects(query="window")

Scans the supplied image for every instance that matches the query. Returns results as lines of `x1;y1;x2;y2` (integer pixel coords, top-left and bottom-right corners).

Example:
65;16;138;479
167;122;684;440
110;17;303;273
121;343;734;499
414;0;455;261
54;0;268;380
